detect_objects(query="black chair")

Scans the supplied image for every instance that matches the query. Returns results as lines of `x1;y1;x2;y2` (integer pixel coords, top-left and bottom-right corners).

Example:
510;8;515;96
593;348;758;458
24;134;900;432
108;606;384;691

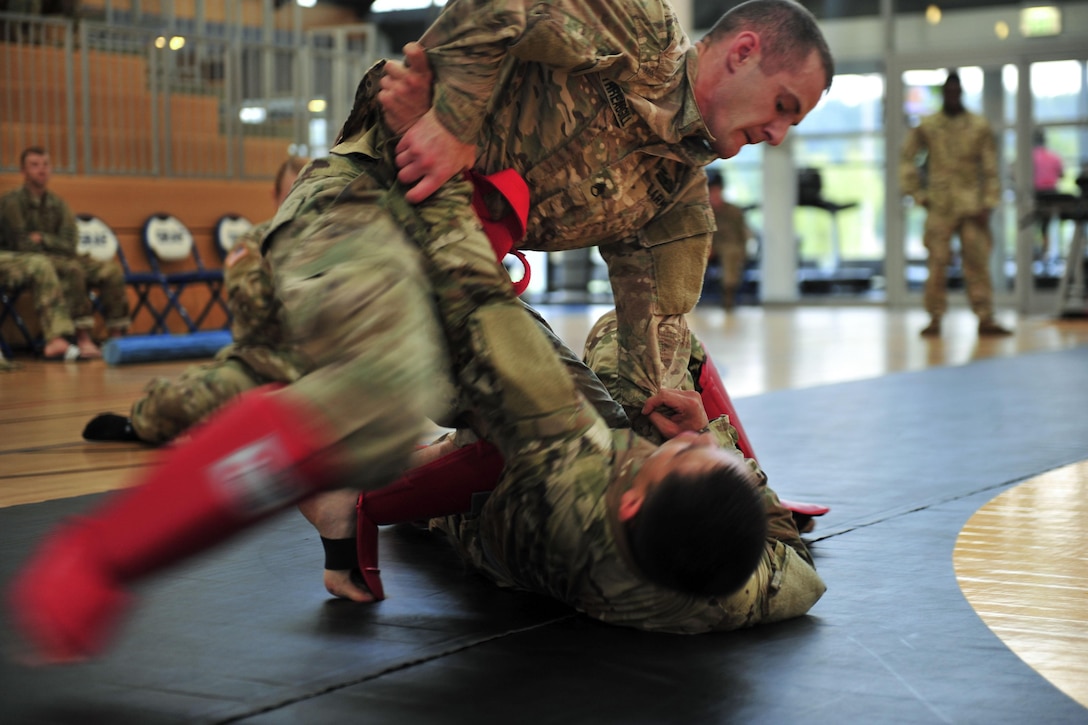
76;214;171;334
0;280;39;356
141;213;229;333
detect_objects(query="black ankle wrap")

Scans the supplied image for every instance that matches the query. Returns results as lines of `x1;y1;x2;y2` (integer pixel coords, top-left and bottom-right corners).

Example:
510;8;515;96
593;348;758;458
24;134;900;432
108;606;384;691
320;537;358;571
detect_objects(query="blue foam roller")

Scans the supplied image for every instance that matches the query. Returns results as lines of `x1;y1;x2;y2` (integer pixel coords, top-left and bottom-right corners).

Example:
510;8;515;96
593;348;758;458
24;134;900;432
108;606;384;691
103;331;233;366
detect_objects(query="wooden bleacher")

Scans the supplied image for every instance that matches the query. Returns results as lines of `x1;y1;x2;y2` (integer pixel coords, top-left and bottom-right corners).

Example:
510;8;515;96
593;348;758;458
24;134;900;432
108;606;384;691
1;43;288;177
1;35;295;347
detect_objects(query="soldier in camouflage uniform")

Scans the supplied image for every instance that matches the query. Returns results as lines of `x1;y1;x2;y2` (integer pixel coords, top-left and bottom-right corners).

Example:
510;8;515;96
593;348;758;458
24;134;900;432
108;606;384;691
309;266;823;628
0;250;80;360
384;0;833;437
442;308;823;633
0;147;131;357
8;0;831;661
900;72;1012;338
8;143;458;663
707;170;752;309
82;158;312;444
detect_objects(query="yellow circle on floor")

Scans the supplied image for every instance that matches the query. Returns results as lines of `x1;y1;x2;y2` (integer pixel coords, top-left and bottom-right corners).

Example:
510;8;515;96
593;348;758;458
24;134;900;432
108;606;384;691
954;461;1088;708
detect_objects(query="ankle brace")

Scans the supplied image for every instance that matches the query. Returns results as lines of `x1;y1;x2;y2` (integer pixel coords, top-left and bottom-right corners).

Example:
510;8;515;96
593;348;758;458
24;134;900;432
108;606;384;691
320;536;359;571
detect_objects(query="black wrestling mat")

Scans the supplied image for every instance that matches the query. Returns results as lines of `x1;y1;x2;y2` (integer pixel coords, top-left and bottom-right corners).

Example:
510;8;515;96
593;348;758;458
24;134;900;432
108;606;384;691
3;347;1087;724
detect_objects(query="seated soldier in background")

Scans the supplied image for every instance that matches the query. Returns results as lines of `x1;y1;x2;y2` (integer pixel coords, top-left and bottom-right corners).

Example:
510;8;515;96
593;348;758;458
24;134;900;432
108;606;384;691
81;157;311;444
0;147;131;358
0;249;81;362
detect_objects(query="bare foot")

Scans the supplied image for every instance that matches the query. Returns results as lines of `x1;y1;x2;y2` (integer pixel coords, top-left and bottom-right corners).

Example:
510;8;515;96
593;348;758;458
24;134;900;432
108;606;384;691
43;337;78;360
298;491;374;600
75;332;102;358
324;568;376;603
410;435;457;466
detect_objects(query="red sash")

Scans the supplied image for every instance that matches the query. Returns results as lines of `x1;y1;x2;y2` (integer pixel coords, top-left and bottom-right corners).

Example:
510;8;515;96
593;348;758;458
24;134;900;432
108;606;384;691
468;169;531;295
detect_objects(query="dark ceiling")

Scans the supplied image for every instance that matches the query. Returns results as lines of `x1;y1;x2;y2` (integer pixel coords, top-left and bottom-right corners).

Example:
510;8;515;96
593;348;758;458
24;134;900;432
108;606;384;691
314;0;1023;46
695;0;1020;27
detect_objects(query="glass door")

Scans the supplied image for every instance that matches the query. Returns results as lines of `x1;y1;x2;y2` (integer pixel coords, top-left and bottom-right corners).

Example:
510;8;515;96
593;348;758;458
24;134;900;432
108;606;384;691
1019;59;1088;313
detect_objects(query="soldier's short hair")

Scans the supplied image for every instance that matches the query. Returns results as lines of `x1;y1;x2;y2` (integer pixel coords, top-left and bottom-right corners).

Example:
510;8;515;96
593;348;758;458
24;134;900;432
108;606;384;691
704;0;834;92
625;461;767;597
274;156;309;198
19;146;47;167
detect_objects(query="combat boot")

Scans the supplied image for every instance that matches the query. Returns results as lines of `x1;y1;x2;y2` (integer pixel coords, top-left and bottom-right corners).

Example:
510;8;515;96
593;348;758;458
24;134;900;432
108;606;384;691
978;318;1012;336
919;317;942;337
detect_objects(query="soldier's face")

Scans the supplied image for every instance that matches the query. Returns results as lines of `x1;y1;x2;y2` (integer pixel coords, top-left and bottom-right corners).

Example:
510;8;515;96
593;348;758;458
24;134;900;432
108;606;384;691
635;431;747;493
695;33;825;159
942;78;964;114
21;153;51;189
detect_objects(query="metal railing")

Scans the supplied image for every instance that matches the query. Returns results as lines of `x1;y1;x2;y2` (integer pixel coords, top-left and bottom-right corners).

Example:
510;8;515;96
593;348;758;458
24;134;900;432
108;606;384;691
1;12;380;179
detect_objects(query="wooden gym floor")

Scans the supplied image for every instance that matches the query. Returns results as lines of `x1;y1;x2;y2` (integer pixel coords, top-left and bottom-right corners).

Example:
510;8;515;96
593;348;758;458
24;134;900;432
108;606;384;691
1;304;1087;724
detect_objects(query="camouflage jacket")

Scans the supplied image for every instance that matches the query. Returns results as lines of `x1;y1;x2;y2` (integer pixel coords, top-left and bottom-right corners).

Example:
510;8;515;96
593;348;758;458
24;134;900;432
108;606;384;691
0;186;79;256
413;0;718;414
422;0;716;252
440;416;825;634
900;109;1000;216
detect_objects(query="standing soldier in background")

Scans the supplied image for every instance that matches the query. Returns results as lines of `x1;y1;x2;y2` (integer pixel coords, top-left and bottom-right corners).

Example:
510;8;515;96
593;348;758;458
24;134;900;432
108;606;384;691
82;157;312;444
707;170;752;310
900;72;1012;338
0;147;131;357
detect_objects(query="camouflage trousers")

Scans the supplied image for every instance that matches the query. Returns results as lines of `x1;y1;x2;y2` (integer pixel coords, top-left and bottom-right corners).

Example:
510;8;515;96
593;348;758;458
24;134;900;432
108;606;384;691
133;148;450;486
130;345;306;444
922;210;995;320
0;250;75;341
583;308;711;444
41;252;131;331
445;301;628;442
259;152;452;489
